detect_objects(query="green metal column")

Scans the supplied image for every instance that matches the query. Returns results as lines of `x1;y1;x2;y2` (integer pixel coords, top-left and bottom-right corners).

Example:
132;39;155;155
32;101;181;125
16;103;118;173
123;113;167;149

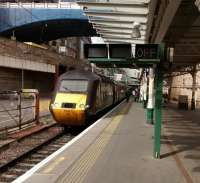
153;67;163;158
153;43;165;159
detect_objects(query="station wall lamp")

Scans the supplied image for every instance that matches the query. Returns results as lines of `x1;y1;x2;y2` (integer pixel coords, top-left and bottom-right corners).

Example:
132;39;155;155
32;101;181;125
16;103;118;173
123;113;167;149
132;22;141;38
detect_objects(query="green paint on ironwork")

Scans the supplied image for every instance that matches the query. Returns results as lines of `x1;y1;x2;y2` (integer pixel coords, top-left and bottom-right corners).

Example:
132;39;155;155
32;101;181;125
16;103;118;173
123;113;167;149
153;44;165;159
154;68;163;159
88;58;160;64
147;108;154;124
158;43;165;61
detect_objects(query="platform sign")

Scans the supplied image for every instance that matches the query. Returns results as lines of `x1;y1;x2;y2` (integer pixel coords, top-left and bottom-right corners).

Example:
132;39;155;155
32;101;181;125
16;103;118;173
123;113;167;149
84;44;132;59
135;44;159;59
84;44;108;58
84;44;133;68
109;44;132;58
84;44;164;68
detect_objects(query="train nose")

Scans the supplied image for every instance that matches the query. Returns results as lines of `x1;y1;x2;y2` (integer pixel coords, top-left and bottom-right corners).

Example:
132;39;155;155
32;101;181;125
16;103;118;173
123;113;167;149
51;108;86;126
50;93;87;125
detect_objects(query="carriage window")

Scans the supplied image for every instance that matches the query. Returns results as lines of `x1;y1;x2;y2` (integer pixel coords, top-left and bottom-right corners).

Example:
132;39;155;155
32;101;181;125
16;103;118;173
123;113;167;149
59;80;88;92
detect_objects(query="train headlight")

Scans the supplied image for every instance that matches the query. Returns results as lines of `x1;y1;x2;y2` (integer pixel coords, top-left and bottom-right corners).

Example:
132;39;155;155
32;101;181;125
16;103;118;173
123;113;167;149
79;104;90;109
51;103;59;108
79;104;85;109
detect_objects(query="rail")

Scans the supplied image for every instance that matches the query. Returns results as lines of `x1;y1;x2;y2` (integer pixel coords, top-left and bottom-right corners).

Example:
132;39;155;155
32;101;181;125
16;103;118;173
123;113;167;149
0;2;81;9
0;89;40;132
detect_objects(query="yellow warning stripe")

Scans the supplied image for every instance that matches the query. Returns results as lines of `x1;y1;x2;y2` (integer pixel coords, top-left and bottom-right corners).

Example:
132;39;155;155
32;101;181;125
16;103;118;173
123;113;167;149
55;102;131;183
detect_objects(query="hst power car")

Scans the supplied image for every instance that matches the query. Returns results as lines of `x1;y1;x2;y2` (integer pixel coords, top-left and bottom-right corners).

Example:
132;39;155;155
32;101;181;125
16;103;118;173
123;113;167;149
50;70;126;126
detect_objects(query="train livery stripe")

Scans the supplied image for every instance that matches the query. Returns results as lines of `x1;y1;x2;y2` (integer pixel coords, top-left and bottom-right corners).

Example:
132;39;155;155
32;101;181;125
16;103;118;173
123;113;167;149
13;100;125;183
55;102;130;183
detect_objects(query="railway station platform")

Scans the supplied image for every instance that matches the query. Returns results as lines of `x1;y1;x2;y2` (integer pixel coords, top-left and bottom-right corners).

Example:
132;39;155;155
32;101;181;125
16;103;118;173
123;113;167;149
14;99;200;183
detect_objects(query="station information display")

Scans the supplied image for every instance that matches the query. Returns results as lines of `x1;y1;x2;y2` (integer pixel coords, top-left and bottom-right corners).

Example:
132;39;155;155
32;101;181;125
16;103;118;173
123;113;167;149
135;44;159;59
84;43;162;67
109;44;132;58
84;44;108;58
84;44;132;59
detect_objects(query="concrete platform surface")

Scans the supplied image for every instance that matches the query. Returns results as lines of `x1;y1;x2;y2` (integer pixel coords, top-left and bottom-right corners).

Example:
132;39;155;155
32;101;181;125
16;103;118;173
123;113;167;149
162;104;200;183
14;100;198;183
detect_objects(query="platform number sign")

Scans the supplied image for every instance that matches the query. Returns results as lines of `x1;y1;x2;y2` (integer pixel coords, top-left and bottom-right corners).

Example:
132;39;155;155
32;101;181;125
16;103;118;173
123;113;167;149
135;44;159;59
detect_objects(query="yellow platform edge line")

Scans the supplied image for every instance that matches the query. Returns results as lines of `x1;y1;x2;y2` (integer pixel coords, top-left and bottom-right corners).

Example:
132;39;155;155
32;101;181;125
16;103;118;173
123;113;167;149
55;103;130;183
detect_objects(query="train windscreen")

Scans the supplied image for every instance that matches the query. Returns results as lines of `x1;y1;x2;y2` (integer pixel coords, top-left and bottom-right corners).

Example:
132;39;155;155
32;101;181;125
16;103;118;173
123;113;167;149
59;80;88;92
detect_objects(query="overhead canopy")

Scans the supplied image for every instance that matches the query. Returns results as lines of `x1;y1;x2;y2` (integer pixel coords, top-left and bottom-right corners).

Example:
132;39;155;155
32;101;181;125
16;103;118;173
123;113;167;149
77;0;153;47
163;0;200;71
78;0;200;75
0;2;96;42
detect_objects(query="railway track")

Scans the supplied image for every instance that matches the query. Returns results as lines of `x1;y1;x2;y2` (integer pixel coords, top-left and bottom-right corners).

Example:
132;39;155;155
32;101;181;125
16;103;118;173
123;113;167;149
0;124;77;183
0;100;125;183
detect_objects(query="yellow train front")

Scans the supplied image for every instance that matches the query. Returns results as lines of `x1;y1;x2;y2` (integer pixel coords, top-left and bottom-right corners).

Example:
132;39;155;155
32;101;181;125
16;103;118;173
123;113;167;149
50;70;126;126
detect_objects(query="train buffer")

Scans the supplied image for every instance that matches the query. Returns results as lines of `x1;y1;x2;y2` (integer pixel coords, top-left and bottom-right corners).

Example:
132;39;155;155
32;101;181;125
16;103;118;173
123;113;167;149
14;100;198;183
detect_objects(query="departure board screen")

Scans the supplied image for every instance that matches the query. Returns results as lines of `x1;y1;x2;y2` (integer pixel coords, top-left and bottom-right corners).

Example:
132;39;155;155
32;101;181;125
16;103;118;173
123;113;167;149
84;44;108;58
109;44;132;58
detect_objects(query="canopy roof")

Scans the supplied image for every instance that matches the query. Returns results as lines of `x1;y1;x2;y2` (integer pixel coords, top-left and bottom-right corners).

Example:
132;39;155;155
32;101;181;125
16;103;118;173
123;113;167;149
77;0;153;47
78;0;200;74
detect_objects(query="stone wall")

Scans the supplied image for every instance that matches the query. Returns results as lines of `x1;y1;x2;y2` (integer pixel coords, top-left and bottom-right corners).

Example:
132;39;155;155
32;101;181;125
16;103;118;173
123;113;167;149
170;72;200;108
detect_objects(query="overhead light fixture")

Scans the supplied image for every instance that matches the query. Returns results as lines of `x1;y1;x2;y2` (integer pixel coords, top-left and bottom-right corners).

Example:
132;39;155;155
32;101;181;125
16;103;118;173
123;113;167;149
132;22;141;38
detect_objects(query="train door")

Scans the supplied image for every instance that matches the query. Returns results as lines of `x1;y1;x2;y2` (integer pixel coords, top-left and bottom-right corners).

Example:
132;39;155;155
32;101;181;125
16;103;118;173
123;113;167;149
95;83;102;112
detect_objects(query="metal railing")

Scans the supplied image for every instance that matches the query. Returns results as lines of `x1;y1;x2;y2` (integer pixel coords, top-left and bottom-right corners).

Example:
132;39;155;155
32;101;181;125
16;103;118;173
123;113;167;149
0;89;40;132
0;2;81;9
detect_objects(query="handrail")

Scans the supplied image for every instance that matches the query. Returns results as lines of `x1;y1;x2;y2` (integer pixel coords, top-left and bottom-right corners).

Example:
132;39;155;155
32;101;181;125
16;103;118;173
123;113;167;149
0;90;40;131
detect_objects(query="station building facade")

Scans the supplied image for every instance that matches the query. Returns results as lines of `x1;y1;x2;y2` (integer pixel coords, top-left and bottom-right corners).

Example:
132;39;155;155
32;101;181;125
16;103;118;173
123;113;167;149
0;36;90;96
167;71;200;109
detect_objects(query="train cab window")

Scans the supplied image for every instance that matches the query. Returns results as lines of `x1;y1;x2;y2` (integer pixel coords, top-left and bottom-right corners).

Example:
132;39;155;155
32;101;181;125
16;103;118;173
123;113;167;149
59;80;88;92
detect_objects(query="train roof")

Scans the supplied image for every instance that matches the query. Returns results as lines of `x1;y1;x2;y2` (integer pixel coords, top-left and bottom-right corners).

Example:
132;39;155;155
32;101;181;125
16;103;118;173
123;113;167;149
59;70;101;82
